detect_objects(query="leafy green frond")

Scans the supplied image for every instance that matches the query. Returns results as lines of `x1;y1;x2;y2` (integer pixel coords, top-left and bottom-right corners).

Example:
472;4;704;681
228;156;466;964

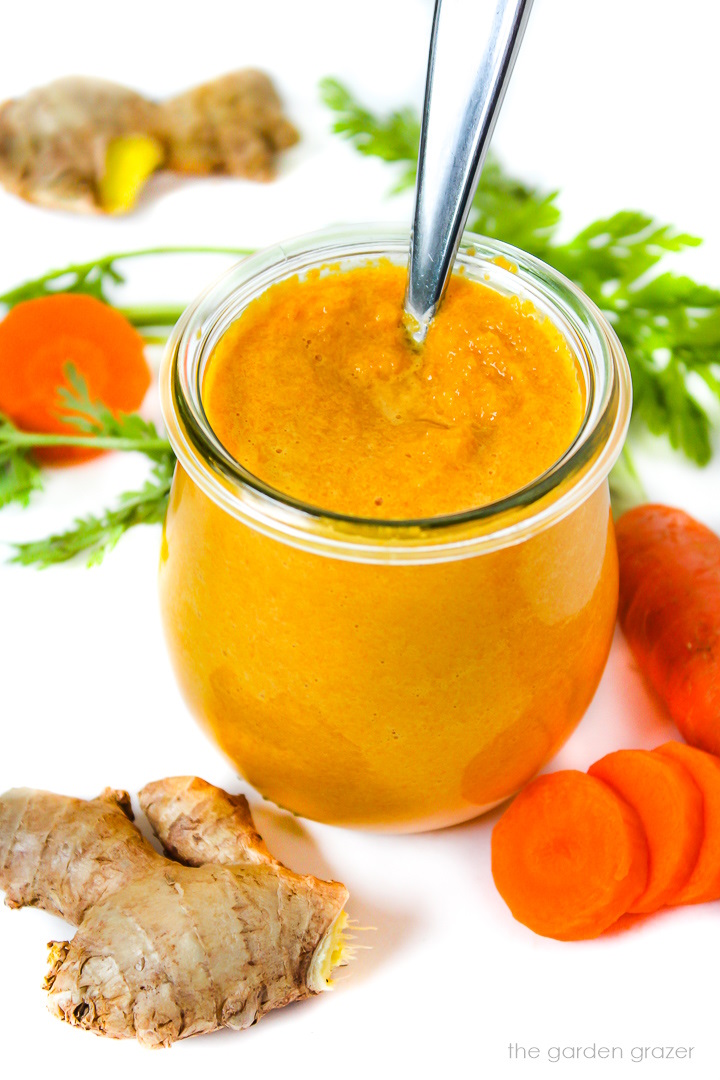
0;246;253;326
56;366;169;458
468;186;561;258
0;414;43;509
1;369;176;564
10;457;174;568
628;352;714;466
320;78;421;164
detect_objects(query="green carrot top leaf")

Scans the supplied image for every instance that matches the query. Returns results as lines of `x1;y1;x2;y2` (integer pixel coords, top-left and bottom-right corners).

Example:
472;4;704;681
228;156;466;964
56;366;170;460
0;414;44;510
9;455;174;569
0;367;175;564
0;246;252;326
319;77;420;192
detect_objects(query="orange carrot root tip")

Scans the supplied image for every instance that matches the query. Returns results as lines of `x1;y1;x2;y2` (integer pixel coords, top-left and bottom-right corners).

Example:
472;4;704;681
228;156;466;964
616;504;720;756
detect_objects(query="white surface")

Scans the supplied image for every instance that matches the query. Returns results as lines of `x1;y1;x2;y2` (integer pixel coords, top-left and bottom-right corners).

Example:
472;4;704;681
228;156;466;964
1;2;719;1077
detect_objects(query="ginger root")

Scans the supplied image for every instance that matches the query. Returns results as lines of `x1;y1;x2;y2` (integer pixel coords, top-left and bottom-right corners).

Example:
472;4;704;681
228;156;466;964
0;777;349;1046
159;69;299;180
0;78;163;214
0;70;298;214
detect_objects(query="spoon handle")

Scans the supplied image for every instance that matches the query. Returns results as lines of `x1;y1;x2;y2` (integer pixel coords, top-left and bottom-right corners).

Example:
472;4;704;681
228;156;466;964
405;0;534;342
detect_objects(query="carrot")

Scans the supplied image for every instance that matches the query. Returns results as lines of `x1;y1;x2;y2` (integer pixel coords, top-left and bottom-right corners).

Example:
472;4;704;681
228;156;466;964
654;741;720;905
0;293;150;465
588;749;703;913
491;770;648;940
616;504;720;756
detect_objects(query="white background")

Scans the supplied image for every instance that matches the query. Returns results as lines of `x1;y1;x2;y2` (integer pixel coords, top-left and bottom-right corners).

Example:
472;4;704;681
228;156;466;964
1;1;719;1077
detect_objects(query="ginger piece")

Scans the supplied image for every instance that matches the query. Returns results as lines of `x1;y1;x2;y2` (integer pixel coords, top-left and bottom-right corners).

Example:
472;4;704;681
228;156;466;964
98;134;165;214
0;778;349;1046
159;69;299;180
0;70;297;213
138;775;274;867
0;77;164;213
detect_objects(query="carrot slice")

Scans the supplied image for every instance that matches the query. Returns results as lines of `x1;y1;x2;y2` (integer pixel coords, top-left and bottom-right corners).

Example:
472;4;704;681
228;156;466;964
0;293;150;465
588;749;703;913
617;505;720;756
491;770;648;940
654;741;720;905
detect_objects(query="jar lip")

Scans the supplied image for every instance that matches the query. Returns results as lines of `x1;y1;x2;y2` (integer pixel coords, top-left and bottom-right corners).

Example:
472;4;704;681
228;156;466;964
161;223;632;564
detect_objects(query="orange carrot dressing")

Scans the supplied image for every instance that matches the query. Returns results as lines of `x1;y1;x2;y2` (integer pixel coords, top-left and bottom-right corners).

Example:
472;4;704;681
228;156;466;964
159;263;613;829
203;262;583;518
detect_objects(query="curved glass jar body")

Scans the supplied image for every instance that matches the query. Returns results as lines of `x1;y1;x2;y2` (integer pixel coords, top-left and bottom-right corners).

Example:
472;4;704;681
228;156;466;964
159;226;632;832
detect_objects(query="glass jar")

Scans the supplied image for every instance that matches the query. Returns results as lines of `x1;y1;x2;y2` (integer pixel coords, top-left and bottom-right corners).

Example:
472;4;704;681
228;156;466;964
159;225;631;832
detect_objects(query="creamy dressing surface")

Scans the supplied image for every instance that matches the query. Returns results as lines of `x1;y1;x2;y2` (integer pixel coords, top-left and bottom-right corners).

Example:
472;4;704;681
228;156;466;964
203;262;584;519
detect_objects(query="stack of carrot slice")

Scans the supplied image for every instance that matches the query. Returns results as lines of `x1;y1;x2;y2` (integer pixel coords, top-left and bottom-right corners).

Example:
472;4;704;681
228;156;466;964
491;741;720;940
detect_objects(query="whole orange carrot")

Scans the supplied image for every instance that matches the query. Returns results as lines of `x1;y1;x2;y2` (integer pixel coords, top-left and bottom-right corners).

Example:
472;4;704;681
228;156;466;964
617;505;720;755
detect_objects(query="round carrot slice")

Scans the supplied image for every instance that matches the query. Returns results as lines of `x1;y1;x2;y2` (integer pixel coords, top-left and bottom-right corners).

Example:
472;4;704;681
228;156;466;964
491;770;649;941
0;293;150;465
654;741;720;905
588;749;703;913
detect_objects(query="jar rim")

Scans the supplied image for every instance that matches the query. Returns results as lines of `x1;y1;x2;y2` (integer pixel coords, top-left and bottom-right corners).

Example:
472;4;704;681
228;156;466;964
160;223;632;564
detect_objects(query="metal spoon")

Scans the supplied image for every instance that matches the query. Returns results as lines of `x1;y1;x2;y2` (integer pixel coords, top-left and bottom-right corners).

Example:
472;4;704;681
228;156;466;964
404;0;534;344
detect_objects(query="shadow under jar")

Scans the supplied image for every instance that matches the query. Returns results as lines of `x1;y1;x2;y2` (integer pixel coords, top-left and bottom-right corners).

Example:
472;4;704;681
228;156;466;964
159;225;632;833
